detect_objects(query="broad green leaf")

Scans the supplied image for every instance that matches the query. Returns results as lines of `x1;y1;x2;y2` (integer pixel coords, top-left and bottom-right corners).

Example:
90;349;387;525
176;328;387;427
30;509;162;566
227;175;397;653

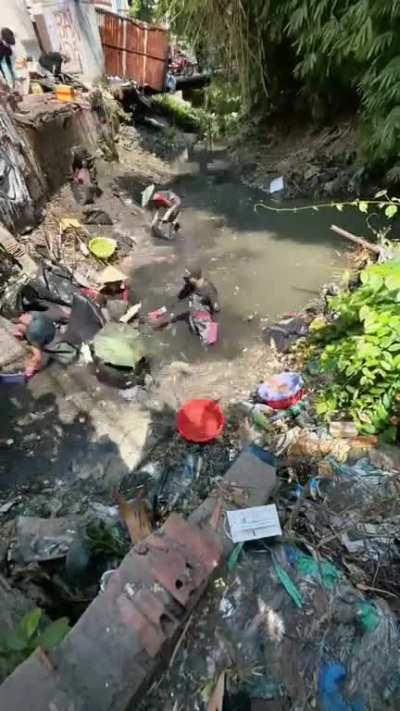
379;427;397;444
38;618;70;651
385;204;398;218
385;272;400;290
359;305;370;321
19;608;42;640
315;403;328;416
5;632;27;652
361;423;377;434
361;272;383;291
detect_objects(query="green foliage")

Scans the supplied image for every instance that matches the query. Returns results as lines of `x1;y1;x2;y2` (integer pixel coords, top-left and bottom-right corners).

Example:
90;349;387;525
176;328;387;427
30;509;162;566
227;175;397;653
312;260;400;436
202;78;242;137
129;0;157;23
85;521;127;559
0;608;69;676
152;93;200;130
161;0;400;166
284;0;400;163
153;82;241;140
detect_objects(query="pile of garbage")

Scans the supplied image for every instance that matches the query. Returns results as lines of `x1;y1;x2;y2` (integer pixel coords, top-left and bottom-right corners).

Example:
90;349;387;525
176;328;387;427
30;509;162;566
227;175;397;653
133;367;400;709
281;454;400;591
237;281;400;609
0;477;181;683
239;369;375;470
2;338;400;706
0;226;149;384
139;535;400;710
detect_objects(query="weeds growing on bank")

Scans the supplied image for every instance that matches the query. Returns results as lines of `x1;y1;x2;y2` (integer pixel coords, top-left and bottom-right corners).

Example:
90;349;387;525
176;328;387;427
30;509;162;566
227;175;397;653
304;261;400;440
161;0;400;173
153;80;243;143
0;608;69;678
152;94;200;131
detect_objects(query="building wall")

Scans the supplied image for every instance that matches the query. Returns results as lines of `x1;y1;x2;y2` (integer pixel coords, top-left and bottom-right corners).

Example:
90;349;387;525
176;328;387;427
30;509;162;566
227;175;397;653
0;0;41;59
92;0;130;14
32;0;105;82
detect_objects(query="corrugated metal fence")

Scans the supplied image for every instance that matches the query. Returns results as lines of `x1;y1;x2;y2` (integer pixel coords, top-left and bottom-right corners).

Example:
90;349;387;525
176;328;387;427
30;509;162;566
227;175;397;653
96;9;168;91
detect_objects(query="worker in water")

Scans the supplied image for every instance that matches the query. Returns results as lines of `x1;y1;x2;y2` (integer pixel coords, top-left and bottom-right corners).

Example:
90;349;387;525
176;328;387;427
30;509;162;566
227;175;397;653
0;28;16;88
142;184;182;240
39;51;69;78
176;266;220;345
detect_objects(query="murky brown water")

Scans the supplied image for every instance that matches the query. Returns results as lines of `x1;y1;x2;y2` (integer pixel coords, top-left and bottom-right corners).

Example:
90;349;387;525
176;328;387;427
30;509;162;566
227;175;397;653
133;157;365;364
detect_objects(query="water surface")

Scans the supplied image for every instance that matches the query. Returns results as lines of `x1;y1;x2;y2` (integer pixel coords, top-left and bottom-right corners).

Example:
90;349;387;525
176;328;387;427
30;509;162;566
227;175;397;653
133;158;366;363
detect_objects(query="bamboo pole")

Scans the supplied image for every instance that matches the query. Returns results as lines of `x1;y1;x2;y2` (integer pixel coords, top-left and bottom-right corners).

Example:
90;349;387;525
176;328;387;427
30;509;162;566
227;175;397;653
330;224;382;255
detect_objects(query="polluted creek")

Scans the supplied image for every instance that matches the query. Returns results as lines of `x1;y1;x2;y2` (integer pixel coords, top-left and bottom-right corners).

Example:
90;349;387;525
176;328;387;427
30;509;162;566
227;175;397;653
0;6;400;711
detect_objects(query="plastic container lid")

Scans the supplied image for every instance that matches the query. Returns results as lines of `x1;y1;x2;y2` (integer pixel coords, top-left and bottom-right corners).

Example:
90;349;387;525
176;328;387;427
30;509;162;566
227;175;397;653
89;237;117;260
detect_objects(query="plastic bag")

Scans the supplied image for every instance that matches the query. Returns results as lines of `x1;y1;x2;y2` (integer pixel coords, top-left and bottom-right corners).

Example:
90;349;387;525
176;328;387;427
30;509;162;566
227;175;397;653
19;266;78;308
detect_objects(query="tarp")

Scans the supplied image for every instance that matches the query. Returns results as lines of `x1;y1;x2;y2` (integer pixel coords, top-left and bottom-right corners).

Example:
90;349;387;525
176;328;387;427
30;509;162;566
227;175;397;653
0;111;34;230
93;323;146;367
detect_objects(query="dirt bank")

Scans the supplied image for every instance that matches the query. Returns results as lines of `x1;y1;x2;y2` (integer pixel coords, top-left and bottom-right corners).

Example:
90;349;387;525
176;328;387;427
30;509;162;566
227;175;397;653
235;116;375;200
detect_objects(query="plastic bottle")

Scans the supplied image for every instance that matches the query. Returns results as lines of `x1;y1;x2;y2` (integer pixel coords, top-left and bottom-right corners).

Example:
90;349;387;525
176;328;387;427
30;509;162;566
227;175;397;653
239;401;272;429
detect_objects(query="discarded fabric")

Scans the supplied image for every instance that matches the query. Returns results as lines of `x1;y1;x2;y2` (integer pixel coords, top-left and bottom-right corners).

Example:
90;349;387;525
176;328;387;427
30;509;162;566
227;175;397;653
258;372;304;409
318;662;364;711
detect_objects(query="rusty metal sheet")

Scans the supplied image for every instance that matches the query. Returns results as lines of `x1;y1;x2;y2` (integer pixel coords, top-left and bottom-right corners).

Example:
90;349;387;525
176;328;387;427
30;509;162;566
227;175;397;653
97;9;168;90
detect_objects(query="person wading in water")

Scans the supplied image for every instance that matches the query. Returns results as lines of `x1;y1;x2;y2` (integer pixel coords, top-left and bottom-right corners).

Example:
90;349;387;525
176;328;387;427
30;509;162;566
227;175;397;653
175;266;221;345
142;184;182;240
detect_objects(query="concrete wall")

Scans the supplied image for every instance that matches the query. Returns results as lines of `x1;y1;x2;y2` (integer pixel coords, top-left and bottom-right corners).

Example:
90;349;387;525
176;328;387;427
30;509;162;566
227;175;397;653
32;0;105;82
93;0;130;13
1;94;105;232
0;0;41;59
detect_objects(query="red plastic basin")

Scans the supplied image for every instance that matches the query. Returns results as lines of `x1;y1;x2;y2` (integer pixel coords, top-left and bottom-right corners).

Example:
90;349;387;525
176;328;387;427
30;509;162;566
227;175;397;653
177;399;225;443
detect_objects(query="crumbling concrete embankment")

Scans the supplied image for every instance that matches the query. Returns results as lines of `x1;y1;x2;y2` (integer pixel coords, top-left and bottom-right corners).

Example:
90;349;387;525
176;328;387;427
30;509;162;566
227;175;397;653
0;94;104;234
